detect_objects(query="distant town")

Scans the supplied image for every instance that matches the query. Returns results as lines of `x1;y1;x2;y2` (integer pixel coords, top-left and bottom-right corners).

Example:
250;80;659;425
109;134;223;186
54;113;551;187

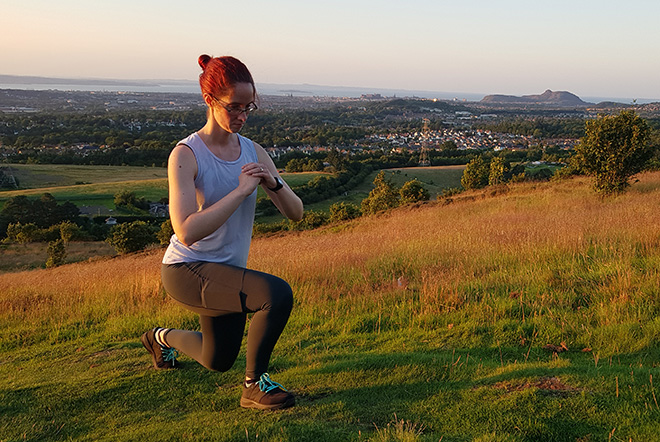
1;87;658;166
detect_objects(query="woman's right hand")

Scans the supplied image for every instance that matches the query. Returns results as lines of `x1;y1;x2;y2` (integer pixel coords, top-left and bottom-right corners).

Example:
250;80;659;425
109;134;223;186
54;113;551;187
237;170;261;196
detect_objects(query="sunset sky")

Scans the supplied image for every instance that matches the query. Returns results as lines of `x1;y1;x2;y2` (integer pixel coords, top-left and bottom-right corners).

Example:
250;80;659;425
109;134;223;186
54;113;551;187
2;0;659;100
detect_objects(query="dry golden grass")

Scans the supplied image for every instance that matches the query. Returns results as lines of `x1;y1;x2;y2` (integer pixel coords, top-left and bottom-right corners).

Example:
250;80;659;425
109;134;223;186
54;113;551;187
248;172;660;339
2;172;660;353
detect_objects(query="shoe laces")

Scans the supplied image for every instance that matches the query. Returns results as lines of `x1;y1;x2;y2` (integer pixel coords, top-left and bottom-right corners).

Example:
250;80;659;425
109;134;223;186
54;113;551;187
257;373;287;393
162;346;179;364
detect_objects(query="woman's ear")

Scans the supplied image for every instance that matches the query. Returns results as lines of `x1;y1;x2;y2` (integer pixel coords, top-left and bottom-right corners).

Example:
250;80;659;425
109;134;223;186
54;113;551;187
202;93;214;107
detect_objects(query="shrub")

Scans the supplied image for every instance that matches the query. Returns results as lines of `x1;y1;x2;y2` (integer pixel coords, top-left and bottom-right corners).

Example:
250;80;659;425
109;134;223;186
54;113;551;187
289;210;328;231
157;219;174;246
361;171;399;215
461;156;490;190
46;239;67;268
399;179;430;204
6;222;41;244
106;220;158;254
329;202;361;223
574;110;653;194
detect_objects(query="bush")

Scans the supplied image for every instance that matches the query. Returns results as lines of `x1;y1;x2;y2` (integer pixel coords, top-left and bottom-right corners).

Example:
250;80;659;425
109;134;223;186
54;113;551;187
399;179;430;204
289;210;328;231
6;222;41;244
46;239;67;268
114;190;149;212
361;171;399;215
106;220;158;254
574;110;653;194
157;219;174;246
461;156;490;190
329;202;361;223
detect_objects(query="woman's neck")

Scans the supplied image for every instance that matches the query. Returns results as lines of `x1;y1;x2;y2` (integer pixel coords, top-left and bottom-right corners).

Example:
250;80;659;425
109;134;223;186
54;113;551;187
197;119;241;161
199;118;234;146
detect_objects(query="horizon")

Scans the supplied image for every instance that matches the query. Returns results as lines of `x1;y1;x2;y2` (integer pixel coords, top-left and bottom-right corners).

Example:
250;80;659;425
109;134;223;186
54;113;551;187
0;73;656;105
2;0;659;102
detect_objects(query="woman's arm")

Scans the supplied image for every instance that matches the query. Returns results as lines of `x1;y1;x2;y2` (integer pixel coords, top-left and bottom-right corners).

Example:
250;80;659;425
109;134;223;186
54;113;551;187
253;143;304;221
168;144;261;246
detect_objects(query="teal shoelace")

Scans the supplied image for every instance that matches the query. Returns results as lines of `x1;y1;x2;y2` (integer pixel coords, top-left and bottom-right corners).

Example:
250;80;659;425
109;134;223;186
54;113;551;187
162;347;179;364
257;373;287;393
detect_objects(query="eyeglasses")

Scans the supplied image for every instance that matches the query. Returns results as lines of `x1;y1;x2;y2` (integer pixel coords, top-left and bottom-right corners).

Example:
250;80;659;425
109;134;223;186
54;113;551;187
210;96;258;115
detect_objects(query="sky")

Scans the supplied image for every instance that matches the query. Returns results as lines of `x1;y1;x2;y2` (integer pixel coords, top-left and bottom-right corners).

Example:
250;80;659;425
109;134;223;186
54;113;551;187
2;0;660;100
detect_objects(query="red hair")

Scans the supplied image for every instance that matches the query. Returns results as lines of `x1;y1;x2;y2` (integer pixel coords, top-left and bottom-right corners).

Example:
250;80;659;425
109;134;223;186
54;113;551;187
198;55;255;98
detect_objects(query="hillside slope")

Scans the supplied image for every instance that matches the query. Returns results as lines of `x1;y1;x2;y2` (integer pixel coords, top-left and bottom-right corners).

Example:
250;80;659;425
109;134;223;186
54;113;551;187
2;173;660;441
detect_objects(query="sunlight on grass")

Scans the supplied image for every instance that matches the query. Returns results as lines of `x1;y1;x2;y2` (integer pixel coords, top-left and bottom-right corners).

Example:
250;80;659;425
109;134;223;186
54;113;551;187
2;172;660;441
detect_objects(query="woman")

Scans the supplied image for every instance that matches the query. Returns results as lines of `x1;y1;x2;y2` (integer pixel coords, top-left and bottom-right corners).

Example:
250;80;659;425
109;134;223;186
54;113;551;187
140;55;303;410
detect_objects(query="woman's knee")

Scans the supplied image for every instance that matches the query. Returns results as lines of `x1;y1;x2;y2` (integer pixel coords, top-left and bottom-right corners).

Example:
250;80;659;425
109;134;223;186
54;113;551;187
244;271;294;313
269;276;293;313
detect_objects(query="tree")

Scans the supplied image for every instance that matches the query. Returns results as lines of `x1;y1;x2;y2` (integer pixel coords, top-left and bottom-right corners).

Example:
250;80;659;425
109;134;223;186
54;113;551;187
285;159;304;173
114;190;149;211
574;110;653;194
399;179;430;204
289;210;328;230
0;194;79;238
488;157;508;186
46;239;67;268
361;171;400;215
106;221;157;254
157;219;174;246
6;222;41;244
461;156;490;190
58;220;79;243
329;202;361;223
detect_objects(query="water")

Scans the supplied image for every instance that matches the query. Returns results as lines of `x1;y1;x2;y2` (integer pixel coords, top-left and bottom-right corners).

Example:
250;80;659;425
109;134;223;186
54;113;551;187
0;80;656;104
0;80;485;101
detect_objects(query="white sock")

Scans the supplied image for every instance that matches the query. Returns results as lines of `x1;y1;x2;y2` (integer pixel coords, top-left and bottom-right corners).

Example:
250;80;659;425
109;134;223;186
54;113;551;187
155;328;171;348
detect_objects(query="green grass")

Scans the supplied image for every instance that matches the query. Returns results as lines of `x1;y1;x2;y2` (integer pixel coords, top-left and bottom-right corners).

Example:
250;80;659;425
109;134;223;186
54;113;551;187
0;164;325;213
3;170;660;441
1;164;463;218
4;163;169;188
384;165;466;196
263;166;465;221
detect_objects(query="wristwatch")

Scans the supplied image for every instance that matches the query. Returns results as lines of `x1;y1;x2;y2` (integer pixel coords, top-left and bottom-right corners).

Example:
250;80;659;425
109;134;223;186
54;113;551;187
267;177;284;192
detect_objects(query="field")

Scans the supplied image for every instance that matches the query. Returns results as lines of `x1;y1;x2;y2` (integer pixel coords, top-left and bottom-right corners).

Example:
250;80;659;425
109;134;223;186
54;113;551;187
2;171;660;441
0;163;465;219
0;164;325;214
0;241;116;273
0;164;465;272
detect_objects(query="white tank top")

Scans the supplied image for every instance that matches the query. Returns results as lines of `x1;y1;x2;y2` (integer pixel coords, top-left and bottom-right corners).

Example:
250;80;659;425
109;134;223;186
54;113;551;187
162;132;258;267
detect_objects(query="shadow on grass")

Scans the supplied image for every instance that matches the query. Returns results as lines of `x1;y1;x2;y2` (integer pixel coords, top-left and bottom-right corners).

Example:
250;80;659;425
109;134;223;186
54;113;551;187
296;347;656;441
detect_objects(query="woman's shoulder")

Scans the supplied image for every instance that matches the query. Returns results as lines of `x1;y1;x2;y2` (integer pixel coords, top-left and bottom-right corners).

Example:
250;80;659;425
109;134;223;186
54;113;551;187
178;132;202;148
238;134;259;160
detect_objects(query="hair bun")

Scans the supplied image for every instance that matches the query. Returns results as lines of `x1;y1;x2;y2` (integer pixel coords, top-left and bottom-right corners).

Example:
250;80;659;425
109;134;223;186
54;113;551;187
198;54;212;70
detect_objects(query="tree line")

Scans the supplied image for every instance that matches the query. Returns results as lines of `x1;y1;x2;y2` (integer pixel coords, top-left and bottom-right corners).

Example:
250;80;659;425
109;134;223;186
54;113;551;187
0;99;602;167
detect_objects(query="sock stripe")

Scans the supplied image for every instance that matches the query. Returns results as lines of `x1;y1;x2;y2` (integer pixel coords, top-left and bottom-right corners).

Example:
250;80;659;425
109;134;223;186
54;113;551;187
155;327;171;348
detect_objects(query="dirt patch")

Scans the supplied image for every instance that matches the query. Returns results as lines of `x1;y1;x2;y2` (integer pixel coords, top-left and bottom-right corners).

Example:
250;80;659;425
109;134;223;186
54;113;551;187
491;376;582;395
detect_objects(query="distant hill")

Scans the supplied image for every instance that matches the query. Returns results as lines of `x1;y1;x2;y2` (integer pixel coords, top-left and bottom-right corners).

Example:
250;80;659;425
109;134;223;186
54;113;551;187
0;74;161;87
481;89;592;106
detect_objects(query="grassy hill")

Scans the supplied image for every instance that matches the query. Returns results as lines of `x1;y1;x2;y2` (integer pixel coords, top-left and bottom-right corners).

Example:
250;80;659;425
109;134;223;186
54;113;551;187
2;172;660;441
0;164;327;214
0;163;465;220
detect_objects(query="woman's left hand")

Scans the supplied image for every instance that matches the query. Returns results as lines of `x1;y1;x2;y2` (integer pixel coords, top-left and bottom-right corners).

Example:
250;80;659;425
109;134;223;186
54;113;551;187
242;162;277;188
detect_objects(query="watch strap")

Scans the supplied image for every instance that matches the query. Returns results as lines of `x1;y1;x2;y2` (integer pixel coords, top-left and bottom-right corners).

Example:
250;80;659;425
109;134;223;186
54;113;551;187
267;177;284;192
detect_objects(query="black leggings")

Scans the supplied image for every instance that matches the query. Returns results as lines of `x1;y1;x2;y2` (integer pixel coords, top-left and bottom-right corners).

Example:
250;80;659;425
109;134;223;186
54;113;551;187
161;262;293;379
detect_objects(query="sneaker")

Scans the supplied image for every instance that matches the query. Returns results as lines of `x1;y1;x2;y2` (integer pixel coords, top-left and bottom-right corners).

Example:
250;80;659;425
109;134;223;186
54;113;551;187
240;373;295;410
140;328;179;369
